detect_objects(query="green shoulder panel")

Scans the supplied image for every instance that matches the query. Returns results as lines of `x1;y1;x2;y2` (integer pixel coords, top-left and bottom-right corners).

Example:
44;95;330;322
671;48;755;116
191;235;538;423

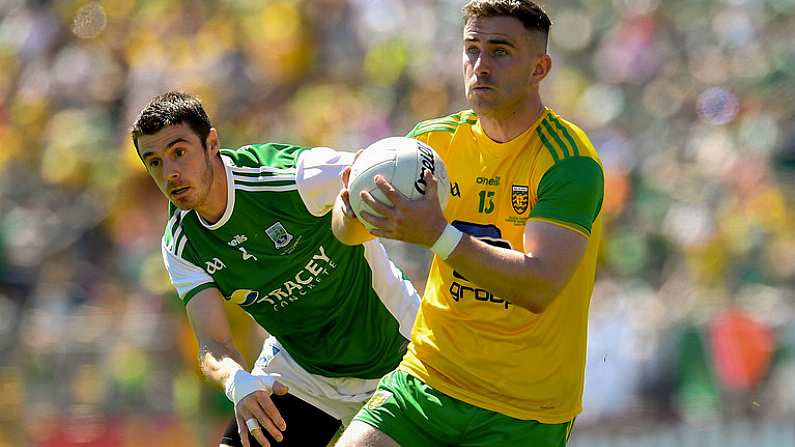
221;143;309;170
529;157;604;235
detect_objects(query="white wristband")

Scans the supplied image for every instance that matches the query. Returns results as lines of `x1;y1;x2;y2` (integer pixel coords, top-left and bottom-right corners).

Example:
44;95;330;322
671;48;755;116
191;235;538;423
430;224;463;260
225;369;279;406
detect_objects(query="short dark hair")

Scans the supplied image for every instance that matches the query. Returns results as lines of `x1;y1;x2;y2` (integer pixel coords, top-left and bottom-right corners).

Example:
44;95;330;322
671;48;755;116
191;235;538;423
463;0;552;50
131;91;212;150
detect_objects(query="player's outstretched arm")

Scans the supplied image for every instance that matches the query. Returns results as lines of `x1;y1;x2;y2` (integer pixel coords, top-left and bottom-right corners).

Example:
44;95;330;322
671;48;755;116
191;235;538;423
186;289;288;447
331;166;376;246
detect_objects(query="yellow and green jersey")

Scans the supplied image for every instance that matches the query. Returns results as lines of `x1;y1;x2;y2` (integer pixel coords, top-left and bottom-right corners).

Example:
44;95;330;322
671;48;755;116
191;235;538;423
400;108;604;423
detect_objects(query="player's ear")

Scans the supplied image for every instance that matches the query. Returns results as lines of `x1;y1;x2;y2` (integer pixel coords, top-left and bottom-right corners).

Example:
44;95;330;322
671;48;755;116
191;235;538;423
206;128;219;155
531;54;552;83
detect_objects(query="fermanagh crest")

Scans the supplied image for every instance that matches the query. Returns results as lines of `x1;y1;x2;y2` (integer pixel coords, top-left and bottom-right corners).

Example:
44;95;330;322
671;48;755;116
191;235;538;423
511;185;529;214
265;222;293;249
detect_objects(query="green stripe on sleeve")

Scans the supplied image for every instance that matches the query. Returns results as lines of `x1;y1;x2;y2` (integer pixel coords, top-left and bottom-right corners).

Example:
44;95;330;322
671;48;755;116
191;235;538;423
536;127;561;163
231;170;295;178
408;124;457;137
548;115;580;157
407;111;478;138
182;282;217;306
422;118;459;127
234;178;296;187
541;119;571;158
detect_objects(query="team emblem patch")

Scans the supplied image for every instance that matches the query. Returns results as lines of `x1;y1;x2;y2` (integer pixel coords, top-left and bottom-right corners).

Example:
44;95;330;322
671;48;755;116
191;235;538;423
265;222;293;249
365;389;393;410
511;185;529;214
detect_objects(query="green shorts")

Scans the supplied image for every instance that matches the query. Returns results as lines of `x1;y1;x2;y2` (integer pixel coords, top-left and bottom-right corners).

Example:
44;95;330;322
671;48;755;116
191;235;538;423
354;369;575;447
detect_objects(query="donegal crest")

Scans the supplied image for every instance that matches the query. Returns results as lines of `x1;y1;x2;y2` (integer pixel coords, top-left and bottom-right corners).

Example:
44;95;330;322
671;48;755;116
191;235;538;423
365;389;393;410
511;185;529;214
265;222;293;249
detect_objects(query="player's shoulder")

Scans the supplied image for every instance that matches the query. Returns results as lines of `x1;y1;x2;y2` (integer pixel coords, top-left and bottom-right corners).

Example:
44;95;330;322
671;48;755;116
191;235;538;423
406;109;479;139
222;143;305;194
220;142;308;170
535;110;601;167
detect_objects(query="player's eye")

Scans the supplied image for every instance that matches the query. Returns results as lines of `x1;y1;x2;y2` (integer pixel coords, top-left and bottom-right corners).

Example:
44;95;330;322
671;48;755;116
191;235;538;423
175;148;186;157
494;48;508;56
148;159;160;168
466;46;480;55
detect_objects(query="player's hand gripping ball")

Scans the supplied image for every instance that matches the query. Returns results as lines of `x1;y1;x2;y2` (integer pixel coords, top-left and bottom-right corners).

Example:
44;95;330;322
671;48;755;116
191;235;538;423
348;137;450;230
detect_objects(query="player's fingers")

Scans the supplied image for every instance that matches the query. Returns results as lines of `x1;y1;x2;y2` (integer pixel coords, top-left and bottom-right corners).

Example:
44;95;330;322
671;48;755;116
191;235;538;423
368;227;388;238
340;190;355;215
248;401;281;444
248;420;271;447
256;392;287;432
360;191;393;215
271;380;289;395
342;166;352;187
352;148;364;163
235;413;252;447
359;211;388;230
422;169;438;198
373;175;406;204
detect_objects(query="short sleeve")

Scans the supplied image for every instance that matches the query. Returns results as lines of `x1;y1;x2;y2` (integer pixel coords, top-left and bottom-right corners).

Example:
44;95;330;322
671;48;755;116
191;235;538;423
161;241;216;304
295;147;355;216
529;157;604;236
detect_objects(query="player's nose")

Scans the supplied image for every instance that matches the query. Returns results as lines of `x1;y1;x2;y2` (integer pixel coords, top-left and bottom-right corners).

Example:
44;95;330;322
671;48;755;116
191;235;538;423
163;159;181;180
474;54;491;76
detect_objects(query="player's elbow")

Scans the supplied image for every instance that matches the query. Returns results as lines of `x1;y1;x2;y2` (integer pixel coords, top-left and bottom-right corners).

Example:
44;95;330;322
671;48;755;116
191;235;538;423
332;221;371;246
331;215;358;246
513;278;565;314
331;203;373;245
331;221;355;245
515;291;555;314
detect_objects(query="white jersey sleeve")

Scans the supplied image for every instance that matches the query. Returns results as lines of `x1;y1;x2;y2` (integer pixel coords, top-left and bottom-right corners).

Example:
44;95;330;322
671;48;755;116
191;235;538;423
295;147;355;216
161;240;215;300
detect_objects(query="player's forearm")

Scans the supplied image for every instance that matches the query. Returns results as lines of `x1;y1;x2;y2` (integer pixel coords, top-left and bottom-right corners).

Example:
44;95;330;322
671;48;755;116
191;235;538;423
331;195;374;246
445;236;563;313
198;339;248;390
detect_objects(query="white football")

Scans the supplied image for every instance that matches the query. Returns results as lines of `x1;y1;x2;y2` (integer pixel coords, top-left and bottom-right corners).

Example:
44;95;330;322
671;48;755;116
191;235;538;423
348;137;450;230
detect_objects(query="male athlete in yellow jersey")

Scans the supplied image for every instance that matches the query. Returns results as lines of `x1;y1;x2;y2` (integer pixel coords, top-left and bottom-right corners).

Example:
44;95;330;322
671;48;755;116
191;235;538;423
334;1;604;446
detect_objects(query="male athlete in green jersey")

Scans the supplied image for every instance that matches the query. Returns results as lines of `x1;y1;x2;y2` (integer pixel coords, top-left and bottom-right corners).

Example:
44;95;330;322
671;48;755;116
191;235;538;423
131;92;420;447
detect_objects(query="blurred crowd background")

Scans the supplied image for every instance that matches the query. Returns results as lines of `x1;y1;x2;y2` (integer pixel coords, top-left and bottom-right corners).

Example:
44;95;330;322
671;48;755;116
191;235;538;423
1;0;794;445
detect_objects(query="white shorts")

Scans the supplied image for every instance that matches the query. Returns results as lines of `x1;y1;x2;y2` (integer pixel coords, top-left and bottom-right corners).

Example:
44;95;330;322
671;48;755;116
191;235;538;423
251;336;382;426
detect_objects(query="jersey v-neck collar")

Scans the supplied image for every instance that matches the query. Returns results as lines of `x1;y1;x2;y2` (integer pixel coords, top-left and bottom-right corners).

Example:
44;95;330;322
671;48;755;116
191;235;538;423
196;155;236;230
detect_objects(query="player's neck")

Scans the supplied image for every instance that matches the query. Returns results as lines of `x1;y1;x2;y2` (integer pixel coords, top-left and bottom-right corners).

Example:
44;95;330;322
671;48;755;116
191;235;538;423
478;97;544;143
195;158;228;225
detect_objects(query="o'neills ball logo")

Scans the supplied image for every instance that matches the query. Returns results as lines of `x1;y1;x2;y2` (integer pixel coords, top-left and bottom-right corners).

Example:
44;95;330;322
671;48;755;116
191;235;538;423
414;143;436;195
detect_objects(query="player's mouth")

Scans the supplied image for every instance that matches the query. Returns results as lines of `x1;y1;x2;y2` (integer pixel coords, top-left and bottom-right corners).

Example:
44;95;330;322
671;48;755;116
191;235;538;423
170;186;191;198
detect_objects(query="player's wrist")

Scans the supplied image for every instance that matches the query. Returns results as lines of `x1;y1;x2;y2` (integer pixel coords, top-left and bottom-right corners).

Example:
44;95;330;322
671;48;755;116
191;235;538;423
430;223;463;260
225;369;277;405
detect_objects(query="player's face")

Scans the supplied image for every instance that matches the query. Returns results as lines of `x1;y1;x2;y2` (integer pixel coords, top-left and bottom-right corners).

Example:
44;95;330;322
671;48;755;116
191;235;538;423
463;16;543;115
137;123;217;210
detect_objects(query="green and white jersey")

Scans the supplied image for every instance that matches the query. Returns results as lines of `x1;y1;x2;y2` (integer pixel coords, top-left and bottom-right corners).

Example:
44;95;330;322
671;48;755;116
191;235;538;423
161;143;420;379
